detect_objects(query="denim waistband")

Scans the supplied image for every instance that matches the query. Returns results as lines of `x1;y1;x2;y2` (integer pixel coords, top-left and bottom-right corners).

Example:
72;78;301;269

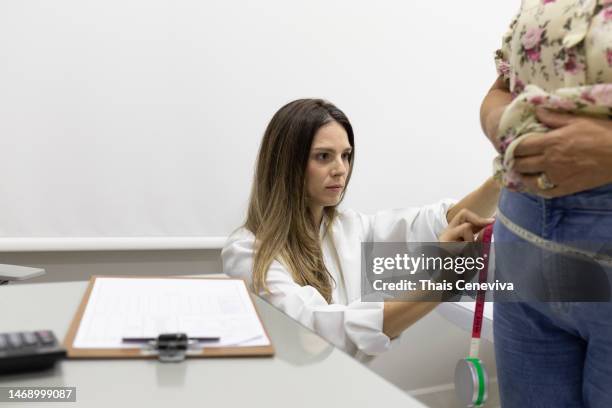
522;183;612;212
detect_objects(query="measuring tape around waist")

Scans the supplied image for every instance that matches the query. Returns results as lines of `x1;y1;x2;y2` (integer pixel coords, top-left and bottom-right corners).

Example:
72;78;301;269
496;208;612;267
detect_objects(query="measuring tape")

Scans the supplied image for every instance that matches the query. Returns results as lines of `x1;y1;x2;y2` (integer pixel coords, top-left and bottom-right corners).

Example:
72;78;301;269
454;223;493;407
496;209;612;267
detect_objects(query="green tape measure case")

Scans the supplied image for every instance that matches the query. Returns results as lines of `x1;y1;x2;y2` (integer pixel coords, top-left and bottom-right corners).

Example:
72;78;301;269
455;357;488;407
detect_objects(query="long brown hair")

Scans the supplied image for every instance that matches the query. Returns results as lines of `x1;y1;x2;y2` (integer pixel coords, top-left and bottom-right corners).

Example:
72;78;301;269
245;99;354;302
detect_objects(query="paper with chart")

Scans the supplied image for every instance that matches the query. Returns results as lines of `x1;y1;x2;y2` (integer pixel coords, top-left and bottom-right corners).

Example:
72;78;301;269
73;277;270;349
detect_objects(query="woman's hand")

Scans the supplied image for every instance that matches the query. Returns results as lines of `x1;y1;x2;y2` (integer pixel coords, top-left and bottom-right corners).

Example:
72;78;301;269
439;209;494;242
513;109;612;198
384;207;494;338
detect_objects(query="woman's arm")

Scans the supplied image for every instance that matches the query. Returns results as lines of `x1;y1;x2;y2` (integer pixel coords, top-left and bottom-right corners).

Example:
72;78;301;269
224;210;496;348
383;301;440;339
445;177;501;223
480;76;512;151
383;209;494;338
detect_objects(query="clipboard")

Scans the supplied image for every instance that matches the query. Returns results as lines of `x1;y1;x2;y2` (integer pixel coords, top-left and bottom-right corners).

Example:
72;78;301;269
63;275;275;359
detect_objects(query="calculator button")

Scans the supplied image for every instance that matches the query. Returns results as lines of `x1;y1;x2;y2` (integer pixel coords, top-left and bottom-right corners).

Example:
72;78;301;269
36;331;56;345
7;333;23;348
22;332;39;346
0;334;7;350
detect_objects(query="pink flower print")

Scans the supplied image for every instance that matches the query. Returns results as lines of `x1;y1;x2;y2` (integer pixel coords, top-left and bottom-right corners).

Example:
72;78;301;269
589;84;612;107
512;76;526;96
581;90;596;104
522;27;544;50
603;0;612;6
604;8;612;21
526;48;541;62
548;96;577;111
607;49;612;67
564;52;584;75
500;138;514;154
497;61;511;77
529;95;545;105
499;129;517;153
542;0;556;4
504;171;524;191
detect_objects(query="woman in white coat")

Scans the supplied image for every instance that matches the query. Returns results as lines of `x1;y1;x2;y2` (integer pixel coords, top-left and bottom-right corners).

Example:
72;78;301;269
222;99;500;356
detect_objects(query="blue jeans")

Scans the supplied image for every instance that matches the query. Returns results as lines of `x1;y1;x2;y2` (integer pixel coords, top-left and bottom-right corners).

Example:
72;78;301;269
494;184;612;408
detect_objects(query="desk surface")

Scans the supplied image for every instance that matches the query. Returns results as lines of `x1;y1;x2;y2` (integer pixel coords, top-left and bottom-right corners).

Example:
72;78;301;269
0;281;425;407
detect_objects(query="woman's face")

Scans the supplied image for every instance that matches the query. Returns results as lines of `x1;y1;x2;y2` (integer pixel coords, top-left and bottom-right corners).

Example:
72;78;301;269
306;121;352;209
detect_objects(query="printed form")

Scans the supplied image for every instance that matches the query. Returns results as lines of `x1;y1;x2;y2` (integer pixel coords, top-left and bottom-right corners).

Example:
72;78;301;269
73;277;270;348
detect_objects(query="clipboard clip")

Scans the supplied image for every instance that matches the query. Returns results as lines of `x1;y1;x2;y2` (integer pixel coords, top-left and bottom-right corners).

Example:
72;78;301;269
151;333;190;363
125;333;199;363
123;333;221;362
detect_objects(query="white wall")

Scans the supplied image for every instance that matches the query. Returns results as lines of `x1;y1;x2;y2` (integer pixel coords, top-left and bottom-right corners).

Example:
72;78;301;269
0;0;519;250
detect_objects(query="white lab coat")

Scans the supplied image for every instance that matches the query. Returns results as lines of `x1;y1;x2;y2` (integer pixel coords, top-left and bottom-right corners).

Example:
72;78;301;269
221;199;455;356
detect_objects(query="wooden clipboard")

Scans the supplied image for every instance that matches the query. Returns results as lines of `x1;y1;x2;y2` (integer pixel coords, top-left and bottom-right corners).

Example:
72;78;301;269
63;275;275;359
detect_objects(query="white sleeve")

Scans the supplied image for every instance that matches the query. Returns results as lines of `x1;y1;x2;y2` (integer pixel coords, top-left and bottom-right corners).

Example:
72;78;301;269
360;199;456;242
221;230;391;356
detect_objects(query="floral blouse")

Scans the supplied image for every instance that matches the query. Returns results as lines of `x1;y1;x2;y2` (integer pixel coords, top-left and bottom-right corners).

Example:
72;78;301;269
494;0;612;191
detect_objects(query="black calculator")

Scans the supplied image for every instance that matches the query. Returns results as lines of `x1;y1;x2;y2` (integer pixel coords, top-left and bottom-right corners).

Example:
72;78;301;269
0;331;66;375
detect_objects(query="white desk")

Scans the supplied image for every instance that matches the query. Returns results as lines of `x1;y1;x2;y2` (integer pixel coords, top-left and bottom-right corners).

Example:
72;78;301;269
0;281;426;407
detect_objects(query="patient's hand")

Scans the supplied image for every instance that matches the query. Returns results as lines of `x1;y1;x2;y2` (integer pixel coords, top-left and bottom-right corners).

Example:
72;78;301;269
439;209;494;242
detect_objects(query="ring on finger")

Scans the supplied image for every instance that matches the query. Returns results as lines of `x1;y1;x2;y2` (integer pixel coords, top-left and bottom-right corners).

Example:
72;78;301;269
537;173;556;190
